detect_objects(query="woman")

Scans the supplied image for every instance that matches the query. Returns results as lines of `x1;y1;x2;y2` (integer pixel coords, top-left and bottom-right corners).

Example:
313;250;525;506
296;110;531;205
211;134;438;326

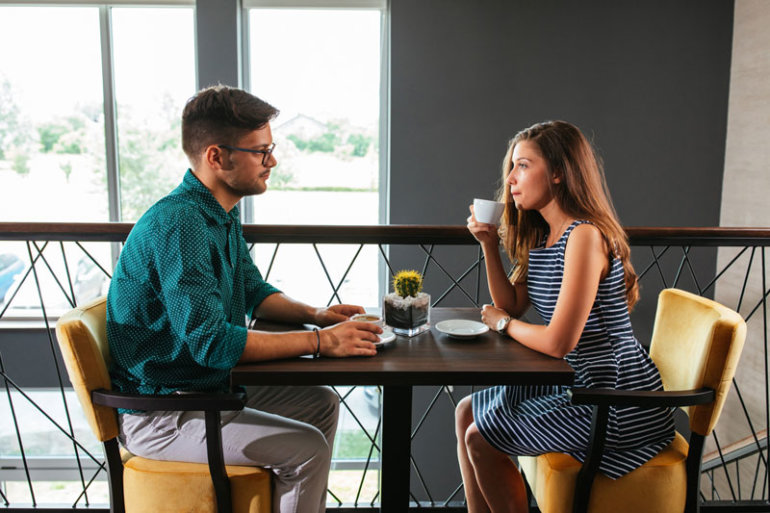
455;120;674;512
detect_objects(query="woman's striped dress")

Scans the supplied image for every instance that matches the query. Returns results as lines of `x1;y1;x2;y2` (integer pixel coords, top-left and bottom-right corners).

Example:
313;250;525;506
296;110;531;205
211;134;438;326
472;220;675;479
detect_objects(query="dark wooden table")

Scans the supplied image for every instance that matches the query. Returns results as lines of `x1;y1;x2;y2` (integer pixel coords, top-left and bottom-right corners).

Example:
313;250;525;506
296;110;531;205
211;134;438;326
232;307;574;512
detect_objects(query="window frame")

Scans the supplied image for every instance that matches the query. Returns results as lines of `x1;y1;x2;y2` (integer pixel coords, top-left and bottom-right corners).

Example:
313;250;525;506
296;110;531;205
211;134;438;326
0;1;197;321
0;0;391;315
240;0;390;299
0;0;391;496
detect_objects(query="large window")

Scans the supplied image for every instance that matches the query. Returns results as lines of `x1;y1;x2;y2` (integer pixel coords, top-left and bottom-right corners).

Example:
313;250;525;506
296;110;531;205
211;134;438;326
1;1;388;507
246;7;382;225
0;4;195;318
0;5;194;225
0;6;108;224
246;5;385;308
0;2;386;316
245;7;386;503
112;6;195;221
0;5;195;501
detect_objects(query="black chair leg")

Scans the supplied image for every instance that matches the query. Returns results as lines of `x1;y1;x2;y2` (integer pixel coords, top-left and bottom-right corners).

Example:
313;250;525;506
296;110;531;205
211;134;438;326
573;405;609;513
205;410;232;513
685;433;705;513
103;439;126;513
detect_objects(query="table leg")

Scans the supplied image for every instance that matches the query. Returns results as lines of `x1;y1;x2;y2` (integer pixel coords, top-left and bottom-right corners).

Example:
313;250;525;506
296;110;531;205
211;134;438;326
380;385;412;512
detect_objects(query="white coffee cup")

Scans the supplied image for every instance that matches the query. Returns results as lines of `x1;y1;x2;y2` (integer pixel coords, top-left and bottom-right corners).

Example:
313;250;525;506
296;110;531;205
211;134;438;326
473;198;505;225
351;313;383;326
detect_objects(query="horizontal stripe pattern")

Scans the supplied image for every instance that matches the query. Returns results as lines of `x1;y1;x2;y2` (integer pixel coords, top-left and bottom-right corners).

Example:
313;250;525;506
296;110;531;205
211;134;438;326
473;221;674;479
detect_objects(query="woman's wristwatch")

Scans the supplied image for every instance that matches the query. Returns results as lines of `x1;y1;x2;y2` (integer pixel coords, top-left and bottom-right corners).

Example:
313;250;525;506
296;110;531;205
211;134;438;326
496;316;512;334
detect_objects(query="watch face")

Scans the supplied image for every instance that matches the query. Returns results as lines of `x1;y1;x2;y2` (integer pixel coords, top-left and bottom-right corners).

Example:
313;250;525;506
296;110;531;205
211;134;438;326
496;318;507;332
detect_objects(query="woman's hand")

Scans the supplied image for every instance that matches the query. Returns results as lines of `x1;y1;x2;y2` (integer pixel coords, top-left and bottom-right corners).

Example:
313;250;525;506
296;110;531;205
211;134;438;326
480;304;510;331
467;205;499;247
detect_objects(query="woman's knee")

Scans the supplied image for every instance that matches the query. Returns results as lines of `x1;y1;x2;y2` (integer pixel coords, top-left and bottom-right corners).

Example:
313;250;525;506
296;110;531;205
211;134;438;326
464;423;493;461
455;396;474;438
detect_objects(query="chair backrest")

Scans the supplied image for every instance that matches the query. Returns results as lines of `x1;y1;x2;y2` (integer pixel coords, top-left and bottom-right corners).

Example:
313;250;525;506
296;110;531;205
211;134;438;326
649;288;746;436
55;296;119;442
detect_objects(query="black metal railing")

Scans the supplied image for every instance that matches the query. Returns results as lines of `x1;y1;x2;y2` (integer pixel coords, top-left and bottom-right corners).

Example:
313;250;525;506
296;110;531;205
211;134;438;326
0;223;768;512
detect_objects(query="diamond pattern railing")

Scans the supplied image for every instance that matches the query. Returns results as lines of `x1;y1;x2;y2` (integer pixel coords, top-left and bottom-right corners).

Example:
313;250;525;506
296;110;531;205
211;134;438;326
0;223;769;512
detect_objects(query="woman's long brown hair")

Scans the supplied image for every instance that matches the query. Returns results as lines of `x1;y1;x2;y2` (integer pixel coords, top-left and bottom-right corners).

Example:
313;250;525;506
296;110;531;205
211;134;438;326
497;120;639;309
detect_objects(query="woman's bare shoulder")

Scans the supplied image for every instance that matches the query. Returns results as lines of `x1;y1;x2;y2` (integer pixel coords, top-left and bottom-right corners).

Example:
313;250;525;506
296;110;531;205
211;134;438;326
567;222;610;256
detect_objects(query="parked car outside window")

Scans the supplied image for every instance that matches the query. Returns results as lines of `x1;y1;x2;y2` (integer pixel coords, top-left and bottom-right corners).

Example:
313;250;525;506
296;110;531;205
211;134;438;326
73;258;108;304
0;253;24;304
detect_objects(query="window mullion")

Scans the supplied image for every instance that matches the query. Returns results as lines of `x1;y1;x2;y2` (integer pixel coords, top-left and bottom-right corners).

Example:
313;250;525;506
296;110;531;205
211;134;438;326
240;1;255;225
99;5;120;224
378;1;390;299
99;5;122;268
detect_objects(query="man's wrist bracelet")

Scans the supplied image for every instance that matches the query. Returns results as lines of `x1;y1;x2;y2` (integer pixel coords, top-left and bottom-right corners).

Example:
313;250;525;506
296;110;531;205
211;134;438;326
313;328;321;359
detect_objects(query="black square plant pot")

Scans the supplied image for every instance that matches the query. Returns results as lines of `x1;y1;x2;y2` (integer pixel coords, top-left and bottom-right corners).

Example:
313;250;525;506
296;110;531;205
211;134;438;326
382;293;430;337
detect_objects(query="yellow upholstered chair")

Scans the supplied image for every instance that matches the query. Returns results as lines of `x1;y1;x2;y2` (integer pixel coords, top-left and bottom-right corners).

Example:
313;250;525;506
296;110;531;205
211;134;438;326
519;288;746;513
55;296;271;513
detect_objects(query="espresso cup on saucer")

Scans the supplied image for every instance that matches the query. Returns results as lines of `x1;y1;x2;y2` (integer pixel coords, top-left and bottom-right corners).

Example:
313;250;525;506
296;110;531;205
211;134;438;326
473;198;505;225
351;313;383;326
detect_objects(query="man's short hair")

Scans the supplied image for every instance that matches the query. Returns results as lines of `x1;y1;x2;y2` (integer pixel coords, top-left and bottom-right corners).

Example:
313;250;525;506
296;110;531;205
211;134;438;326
182;85;279;166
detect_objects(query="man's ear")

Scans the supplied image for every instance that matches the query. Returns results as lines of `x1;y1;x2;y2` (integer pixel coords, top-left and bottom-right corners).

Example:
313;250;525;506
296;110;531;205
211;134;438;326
204;145;227;170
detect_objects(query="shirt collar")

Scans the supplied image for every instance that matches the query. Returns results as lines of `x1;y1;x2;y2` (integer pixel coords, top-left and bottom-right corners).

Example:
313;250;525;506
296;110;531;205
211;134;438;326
181;169;240;225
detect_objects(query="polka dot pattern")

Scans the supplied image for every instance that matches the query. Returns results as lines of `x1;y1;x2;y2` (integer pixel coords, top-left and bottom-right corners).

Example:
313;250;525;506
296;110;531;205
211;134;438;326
106;170;280;411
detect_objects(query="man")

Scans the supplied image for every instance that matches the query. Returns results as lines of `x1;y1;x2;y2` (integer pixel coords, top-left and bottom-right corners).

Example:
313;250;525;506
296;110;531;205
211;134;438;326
106;85;380;513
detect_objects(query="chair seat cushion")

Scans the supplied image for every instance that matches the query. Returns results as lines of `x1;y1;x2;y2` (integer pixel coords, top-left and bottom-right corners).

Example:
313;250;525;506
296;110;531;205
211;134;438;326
519;432;688;513
124;456;271;513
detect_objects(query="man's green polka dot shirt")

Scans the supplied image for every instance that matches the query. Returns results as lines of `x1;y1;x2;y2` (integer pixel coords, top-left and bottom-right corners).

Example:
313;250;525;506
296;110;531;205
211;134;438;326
106;170;280;403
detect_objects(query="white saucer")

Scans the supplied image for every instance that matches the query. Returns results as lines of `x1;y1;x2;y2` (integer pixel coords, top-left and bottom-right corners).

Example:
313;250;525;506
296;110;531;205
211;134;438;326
435;319;489;339
375;328;397;348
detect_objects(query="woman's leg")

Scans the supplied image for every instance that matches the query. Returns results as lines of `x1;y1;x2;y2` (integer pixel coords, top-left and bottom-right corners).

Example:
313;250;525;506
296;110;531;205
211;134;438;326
455;396;491;513
465;423;529;513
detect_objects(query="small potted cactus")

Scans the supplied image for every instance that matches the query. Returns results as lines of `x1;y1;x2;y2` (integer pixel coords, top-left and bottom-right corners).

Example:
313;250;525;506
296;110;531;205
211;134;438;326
383;269;431;337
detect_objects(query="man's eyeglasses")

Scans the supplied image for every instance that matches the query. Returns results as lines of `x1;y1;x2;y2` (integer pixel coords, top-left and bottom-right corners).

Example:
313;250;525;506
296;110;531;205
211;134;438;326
218;143;276;165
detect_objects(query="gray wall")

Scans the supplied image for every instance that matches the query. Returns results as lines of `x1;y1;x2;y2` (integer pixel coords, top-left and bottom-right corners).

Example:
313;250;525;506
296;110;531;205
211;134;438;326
389;0;733;229
0;329;64;388
389;0;735;501
195;0;242;89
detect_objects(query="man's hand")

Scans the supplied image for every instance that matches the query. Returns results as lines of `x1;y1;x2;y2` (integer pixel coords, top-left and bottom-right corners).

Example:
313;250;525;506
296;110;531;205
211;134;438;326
320;321;380;357
313;304;365;327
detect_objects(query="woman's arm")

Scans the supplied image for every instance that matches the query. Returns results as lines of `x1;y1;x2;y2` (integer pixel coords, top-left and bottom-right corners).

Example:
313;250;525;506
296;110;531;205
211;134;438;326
467;206;529;317
481;240;530;317
483;223;609;358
